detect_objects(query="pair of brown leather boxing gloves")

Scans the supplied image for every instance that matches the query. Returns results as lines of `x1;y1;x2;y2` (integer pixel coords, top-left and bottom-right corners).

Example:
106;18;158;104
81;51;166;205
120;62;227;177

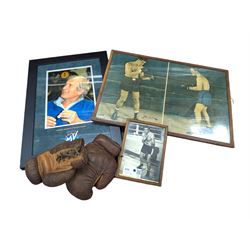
25;134;121;200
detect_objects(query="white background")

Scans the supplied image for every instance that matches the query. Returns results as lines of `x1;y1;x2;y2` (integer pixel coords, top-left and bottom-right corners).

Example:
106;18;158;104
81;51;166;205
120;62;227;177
0;0;249;249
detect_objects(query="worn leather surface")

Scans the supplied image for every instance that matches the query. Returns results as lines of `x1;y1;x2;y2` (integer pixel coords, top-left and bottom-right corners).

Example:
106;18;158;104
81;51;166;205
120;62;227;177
25;139;87;187
66;134;121;200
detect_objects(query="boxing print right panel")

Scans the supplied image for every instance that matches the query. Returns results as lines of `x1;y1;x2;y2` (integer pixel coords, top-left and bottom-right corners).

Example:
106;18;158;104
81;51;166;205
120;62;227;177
117;120;168;186
93;50;234;147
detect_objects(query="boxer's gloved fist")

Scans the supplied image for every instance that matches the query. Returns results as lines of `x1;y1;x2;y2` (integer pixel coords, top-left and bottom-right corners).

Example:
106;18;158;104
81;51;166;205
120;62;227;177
25;139;87;187
66;134;121;200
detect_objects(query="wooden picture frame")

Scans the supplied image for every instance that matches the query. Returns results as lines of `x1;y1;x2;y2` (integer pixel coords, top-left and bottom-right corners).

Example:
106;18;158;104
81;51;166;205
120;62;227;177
93;50;234;147
116;120;168;186
20;51;121;169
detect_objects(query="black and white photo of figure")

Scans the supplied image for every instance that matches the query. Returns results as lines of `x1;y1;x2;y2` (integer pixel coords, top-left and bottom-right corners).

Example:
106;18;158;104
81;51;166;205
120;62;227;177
118;121;167;185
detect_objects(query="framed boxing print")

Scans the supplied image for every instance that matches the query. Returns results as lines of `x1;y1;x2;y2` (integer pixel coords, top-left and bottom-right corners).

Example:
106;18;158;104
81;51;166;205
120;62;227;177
116;120;167;186
20;51;121;169
93;50;234;148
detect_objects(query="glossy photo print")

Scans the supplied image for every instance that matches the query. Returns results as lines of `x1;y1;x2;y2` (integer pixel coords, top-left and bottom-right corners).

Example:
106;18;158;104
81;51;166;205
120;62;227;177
46;66;96;129
93;50;234;147
117;120;167;186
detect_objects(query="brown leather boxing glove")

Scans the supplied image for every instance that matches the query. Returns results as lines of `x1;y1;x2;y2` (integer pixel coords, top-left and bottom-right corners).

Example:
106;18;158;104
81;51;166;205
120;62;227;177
66;134;121;200
25;139;87;187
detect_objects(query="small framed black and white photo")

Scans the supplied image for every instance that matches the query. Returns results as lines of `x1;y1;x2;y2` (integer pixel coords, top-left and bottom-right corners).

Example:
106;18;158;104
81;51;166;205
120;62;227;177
117;120;168;186
20;51;121;169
